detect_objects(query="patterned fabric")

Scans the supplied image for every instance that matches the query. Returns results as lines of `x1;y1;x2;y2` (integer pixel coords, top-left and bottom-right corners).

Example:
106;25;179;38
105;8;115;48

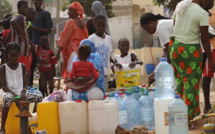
58;19;88;78
169;38;202;121
70;2;84;19
69;39;105;101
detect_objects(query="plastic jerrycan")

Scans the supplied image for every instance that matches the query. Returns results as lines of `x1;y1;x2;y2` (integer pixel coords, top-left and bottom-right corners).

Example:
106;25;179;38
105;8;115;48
5;102;20;134
88;100;119;134
59;100;88;134
29;113;38;133
115;64;140;88
37;102;60;134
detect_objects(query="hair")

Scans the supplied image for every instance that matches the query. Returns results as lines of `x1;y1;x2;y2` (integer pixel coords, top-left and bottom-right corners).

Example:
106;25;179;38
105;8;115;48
140;13;167;25
3;14;13;30
95;14;106;23
17;0;28;10
118;38;129;45
5;42;21;57
77;45;91;60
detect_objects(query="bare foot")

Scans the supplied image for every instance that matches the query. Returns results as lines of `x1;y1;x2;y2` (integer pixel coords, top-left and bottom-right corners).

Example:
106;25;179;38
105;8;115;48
0;130;5;134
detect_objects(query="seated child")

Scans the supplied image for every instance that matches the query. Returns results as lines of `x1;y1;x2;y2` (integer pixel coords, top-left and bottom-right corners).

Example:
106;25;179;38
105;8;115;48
0;43;41;133
112;38;143;73
65;45;100;92
33;36;57;97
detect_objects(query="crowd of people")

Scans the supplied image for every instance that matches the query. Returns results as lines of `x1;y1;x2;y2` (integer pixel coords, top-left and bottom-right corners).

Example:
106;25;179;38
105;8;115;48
0;0;214;132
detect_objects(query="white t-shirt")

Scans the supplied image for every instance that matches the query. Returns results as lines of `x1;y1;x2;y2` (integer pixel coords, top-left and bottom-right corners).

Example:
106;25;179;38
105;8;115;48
155;19;174;49
115;53;132;64
88;34;113;75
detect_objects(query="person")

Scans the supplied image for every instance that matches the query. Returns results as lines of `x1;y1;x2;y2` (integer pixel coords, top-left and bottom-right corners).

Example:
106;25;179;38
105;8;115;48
68;39;105;101
170;0;215;121
86;1;110;35
56;2;88;78
26;8;36;41
202;0;215;114
0;43;41;133
33;36;56;97
31;0;53;86
66;45;100;92
111;38;143;73
88;15;116;91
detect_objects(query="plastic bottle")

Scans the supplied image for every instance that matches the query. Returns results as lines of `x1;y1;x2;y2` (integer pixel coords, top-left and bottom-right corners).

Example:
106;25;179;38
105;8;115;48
148;88;156;100
168;95;188;134
122;91;138;130
155;57;175;99
137;91;154;130
105;93;115;100
33;87;43;97
133;88;141;101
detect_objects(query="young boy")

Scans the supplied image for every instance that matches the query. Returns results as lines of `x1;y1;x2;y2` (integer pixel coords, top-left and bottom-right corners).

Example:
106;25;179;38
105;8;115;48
88;15;116;90
112;38;143;73
34;36;56;96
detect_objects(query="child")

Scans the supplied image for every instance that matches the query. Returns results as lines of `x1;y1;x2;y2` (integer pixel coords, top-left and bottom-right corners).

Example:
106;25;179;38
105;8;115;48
66;45;100;92
0;43;32;133
112;38;143;73
88;15;116;91
0;14;13;46
33;36;56;97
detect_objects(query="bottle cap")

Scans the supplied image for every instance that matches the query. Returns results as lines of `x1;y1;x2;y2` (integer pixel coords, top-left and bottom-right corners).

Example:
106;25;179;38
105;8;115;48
143;92;148;95
114;93;119;98
134;88;139;93
124;90;131;95
108;93;114;97
175;94;181;98
160;57;167;61
76;100;82;102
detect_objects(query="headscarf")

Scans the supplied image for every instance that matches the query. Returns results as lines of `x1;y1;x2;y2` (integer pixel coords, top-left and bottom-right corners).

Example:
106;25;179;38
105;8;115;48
173;0;192;16
80;39;96;53
70;2;84;19
92;1;110;35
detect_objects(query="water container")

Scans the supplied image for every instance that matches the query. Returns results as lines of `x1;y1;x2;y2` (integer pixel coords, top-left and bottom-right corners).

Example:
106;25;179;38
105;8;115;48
33;87;43;97
59;100;88;134
133;87;141;101
148;88;156;100
137;91;154;129
88;100;119;134
115;64;140;89
145;63;155;75
169;95;188;134
203;124;215;134
122;92;138;130
37;102;60;134
29;113;38;133
154;98;173;134
5;102;20;134
105;93;115;100
155;57;175;99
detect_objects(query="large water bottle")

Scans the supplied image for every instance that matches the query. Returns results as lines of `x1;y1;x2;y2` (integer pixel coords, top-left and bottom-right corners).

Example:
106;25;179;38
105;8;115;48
168;95;188;134
137;91;154;129
122;91;138;130
155;57;175;99
148;88;156;100
133;87;141;101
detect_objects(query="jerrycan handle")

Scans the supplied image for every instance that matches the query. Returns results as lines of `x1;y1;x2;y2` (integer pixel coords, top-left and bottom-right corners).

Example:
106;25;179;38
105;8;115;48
158;53;167;61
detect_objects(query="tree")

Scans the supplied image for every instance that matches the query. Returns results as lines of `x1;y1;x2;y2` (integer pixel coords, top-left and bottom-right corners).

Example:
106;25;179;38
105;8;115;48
0;0;12;30
153;0;181;10
61;0;114;18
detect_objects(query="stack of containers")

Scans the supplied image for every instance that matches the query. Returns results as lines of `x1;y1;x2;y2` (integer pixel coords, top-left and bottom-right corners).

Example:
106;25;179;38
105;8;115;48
154;57;175;134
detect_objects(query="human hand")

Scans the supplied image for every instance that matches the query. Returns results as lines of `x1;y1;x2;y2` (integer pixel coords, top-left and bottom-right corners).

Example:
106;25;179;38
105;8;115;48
14;97;20;108
129;62;136;68
115;63;123;70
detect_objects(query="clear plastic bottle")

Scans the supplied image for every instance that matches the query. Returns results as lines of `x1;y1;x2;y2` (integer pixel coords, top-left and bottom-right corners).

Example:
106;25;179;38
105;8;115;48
122;91;138;130
137;91;154;129
168;95;188;134
148;88;156;100
155;57;175;99
133;88;141;101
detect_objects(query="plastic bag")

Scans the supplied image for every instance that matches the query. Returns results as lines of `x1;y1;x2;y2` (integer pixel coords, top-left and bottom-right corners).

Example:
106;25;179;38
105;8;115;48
42;89;67;103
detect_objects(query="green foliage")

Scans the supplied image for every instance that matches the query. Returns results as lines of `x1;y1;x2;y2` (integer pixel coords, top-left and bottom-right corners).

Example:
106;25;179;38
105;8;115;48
152;0;181;10
61;0;114;17
0;0;12;20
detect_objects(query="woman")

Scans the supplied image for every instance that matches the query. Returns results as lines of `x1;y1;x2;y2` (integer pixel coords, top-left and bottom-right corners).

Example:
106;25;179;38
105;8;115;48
56;2;88;78
170;0;215;120
86;1;110;35
67;39;105;101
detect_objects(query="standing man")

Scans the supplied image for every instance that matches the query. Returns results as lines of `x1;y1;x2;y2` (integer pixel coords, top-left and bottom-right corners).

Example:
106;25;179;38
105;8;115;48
31;0;53;86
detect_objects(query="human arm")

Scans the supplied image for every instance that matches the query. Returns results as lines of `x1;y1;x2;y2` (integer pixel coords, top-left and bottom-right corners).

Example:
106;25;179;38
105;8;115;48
31;26;51;34
69;62;76;80
129;53;143;68
50;51;57;65
110;57;123;69
90;63;100;79
3;31;11;46
10;16;27;40
20;64;27;101
56;46;62;61
0;17;11;27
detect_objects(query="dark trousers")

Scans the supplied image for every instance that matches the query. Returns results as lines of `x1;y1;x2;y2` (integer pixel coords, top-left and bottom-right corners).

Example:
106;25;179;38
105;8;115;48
30;52;37;86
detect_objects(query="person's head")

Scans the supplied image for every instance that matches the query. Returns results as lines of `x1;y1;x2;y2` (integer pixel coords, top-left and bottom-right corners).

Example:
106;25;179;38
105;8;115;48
95;15;106;35
204;0;214;10
198;0;210;8
5;42;21;64
80;39;96;53
3;14;13;30
17;1;29;16
27;8;36;21
140;13;167;34
118;38;130;55
68;2;84;19
77;45;91;61
40;36;49;49
33;0;43;9
91;1;106;17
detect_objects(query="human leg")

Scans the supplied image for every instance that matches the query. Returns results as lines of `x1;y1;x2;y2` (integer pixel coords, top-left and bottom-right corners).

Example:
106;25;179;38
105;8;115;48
202;76;211;113
40;73;48;97
30;52;37;86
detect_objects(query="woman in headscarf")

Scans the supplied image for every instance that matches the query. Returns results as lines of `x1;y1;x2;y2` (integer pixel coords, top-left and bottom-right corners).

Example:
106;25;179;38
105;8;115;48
67;39;105;101
86;1;110;35
171;0;215;120
56;2;89;78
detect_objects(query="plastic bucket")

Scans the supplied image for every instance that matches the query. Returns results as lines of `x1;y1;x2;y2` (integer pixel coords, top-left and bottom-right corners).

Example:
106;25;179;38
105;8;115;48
145;64;154;74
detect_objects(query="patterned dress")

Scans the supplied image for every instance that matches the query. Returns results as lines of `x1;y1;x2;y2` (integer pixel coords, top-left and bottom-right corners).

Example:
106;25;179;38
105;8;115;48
58;19;88;78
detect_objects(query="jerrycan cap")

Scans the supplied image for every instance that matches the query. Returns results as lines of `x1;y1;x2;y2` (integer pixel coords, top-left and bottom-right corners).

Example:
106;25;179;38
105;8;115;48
160;57;167;61
114;93;119;97
125;90;132;96
142;91;148;95
76;100;82;102
175;94;181;98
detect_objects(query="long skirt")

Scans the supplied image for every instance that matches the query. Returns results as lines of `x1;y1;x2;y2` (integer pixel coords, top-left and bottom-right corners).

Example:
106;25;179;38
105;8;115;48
169;39;202;120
